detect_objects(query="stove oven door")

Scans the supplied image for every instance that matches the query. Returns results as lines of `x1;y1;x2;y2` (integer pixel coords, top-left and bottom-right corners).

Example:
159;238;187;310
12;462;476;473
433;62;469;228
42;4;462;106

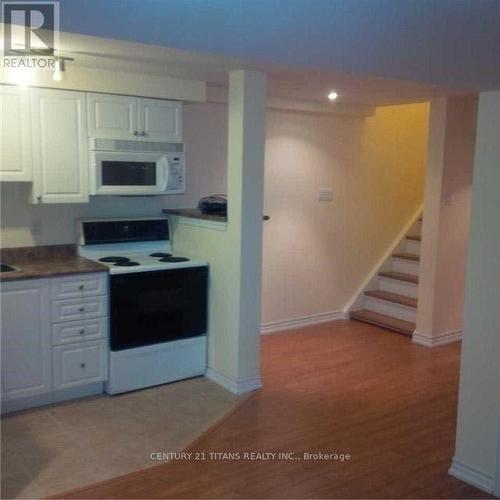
110;267;208;351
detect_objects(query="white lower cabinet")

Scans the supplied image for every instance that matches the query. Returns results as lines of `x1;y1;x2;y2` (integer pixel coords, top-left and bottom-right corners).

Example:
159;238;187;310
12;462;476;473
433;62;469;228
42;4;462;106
53;340;108;390
52;317;107;345
0;273;109;414
51;295;108;323
0;279;51;402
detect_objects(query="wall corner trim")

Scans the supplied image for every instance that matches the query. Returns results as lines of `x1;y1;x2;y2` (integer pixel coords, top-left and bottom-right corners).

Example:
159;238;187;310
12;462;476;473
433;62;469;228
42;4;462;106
449;457;495;494
260;310;347;335
205;367;262;395
412;329;462;347
343;204;424;315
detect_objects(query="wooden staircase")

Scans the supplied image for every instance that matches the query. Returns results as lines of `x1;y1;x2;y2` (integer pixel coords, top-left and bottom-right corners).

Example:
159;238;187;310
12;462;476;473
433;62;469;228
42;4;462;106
350;222;422;336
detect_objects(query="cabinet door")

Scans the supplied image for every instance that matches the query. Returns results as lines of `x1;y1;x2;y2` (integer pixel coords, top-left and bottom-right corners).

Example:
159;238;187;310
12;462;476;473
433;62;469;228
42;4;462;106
31;88;89;203
138;98;182;142
53;340;108;390
87;93;138;140
1;279;52;402
0;85;32;181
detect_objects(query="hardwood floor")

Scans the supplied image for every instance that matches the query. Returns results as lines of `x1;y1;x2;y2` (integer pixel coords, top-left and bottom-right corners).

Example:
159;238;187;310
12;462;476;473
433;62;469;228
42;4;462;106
54;320;491;499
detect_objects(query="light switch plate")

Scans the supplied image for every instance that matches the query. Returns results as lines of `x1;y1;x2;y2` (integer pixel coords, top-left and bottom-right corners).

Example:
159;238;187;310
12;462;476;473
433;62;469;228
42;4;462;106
318;188;334;202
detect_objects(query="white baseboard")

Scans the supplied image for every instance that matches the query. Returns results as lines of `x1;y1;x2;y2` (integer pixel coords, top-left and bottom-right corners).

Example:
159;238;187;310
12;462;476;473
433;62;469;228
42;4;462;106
343;204;423;315
260;310;346;335
449;457;495;494
206;367;262;395
412;329;462;346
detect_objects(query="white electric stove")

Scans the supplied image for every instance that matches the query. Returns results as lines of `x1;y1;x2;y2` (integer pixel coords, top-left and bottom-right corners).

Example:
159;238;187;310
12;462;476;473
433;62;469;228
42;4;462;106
78;217;208;395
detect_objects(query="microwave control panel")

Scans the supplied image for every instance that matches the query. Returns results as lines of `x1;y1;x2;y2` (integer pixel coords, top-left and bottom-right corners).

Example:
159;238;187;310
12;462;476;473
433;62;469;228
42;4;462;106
166;154;186;194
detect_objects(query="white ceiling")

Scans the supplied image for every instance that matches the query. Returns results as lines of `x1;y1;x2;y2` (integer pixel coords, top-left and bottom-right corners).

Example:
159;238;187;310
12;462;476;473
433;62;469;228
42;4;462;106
57;0;500;92
55;30;465;107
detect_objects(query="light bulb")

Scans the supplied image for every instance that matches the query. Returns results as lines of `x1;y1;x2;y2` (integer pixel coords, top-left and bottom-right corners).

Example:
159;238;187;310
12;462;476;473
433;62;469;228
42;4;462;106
53;59;65;81
327;91;338;101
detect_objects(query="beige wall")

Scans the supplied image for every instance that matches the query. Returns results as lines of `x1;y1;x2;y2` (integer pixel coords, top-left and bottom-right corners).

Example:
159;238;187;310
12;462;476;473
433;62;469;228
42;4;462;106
0;102;227;248
262;102;429;325
170;70;267;393
450;91;500;494
415;97;477;346
1;100;429;330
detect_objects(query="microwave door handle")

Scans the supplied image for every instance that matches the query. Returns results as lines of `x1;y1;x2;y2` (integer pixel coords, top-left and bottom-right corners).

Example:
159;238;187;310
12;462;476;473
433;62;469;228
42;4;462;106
159;157;169;191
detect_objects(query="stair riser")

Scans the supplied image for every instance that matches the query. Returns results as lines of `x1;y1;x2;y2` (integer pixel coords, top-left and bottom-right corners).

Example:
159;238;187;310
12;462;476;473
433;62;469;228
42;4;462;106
364;296;417;323
378;277;418;298
405;239;421;255
392;258;420;275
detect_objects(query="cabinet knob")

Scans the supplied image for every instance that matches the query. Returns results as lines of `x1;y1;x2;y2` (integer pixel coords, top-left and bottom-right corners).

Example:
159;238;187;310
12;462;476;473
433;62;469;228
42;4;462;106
140;131;147;136
80;363;86;368
36;195;42;202
133;131;139;136
78;284;84;290
79;329;85;335
78;307;85;312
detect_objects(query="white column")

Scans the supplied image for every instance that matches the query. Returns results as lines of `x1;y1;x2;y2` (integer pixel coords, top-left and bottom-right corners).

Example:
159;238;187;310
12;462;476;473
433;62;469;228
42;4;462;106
449;91;500;493
205;70;267;393
413;97;476;346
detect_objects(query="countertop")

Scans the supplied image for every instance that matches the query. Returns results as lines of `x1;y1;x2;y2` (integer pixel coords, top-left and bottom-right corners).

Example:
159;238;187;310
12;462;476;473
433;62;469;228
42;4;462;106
162;208;228;223
0;245;108;282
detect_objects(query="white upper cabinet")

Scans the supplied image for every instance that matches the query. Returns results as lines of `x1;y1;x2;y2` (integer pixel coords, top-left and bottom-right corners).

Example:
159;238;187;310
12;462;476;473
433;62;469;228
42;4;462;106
87;93;138;140
31;88;89;204
138;97;182;142
87;92;182;142
0;85;32;181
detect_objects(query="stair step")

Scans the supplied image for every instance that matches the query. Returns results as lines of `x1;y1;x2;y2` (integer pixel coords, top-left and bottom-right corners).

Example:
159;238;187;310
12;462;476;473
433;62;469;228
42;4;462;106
365;290;417;308
393;252;420;262
379;271;419;284
406;235;421;241
350;309;415;336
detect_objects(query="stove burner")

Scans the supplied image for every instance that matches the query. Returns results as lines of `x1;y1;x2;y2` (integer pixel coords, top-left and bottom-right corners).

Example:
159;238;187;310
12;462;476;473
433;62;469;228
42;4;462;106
114;261;140;267
159;256;190;263
99;256;131;264
150;252;172;258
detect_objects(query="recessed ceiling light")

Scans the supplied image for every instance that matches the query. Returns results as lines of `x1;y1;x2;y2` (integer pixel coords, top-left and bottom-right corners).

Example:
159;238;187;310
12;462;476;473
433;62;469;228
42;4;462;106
327;91;338;101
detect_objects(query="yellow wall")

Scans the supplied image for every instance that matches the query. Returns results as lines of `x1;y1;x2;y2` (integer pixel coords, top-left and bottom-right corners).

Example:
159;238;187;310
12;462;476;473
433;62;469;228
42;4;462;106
262;102;429;325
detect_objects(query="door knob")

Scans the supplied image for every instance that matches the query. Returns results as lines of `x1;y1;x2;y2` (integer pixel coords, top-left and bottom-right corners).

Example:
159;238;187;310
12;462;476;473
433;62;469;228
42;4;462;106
263;215;271;221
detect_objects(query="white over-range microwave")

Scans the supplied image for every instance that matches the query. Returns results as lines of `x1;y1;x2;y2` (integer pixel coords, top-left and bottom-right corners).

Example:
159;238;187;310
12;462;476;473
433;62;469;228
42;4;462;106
89;138;185;196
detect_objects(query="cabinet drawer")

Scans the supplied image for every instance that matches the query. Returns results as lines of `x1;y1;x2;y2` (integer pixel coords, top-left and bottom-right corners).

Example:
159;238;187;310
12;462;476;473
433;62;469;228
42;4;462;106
51;296;107;323
51;273;108;300
53;340;108;389
52;318;108;346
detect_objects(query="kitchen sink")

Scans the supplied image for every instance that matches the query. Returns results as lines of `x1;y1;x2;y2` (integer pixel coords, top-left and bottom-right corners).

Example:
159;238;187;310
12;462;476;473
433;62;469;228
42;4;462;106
0;263;20;273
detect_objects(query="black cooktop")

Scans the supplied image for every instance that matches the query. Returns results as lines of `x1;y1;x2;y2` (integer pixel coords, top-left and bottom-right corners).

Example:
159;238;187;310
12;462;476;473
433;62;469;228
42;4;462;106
159;257;190;263
98;254;190;266
99;256;131;264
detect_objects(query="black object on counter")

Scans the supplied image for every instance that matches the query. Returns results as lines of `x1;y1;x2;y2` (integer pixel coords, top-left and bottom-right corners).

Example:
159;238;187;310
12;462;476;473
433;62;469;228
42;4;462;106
198;195;227;215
